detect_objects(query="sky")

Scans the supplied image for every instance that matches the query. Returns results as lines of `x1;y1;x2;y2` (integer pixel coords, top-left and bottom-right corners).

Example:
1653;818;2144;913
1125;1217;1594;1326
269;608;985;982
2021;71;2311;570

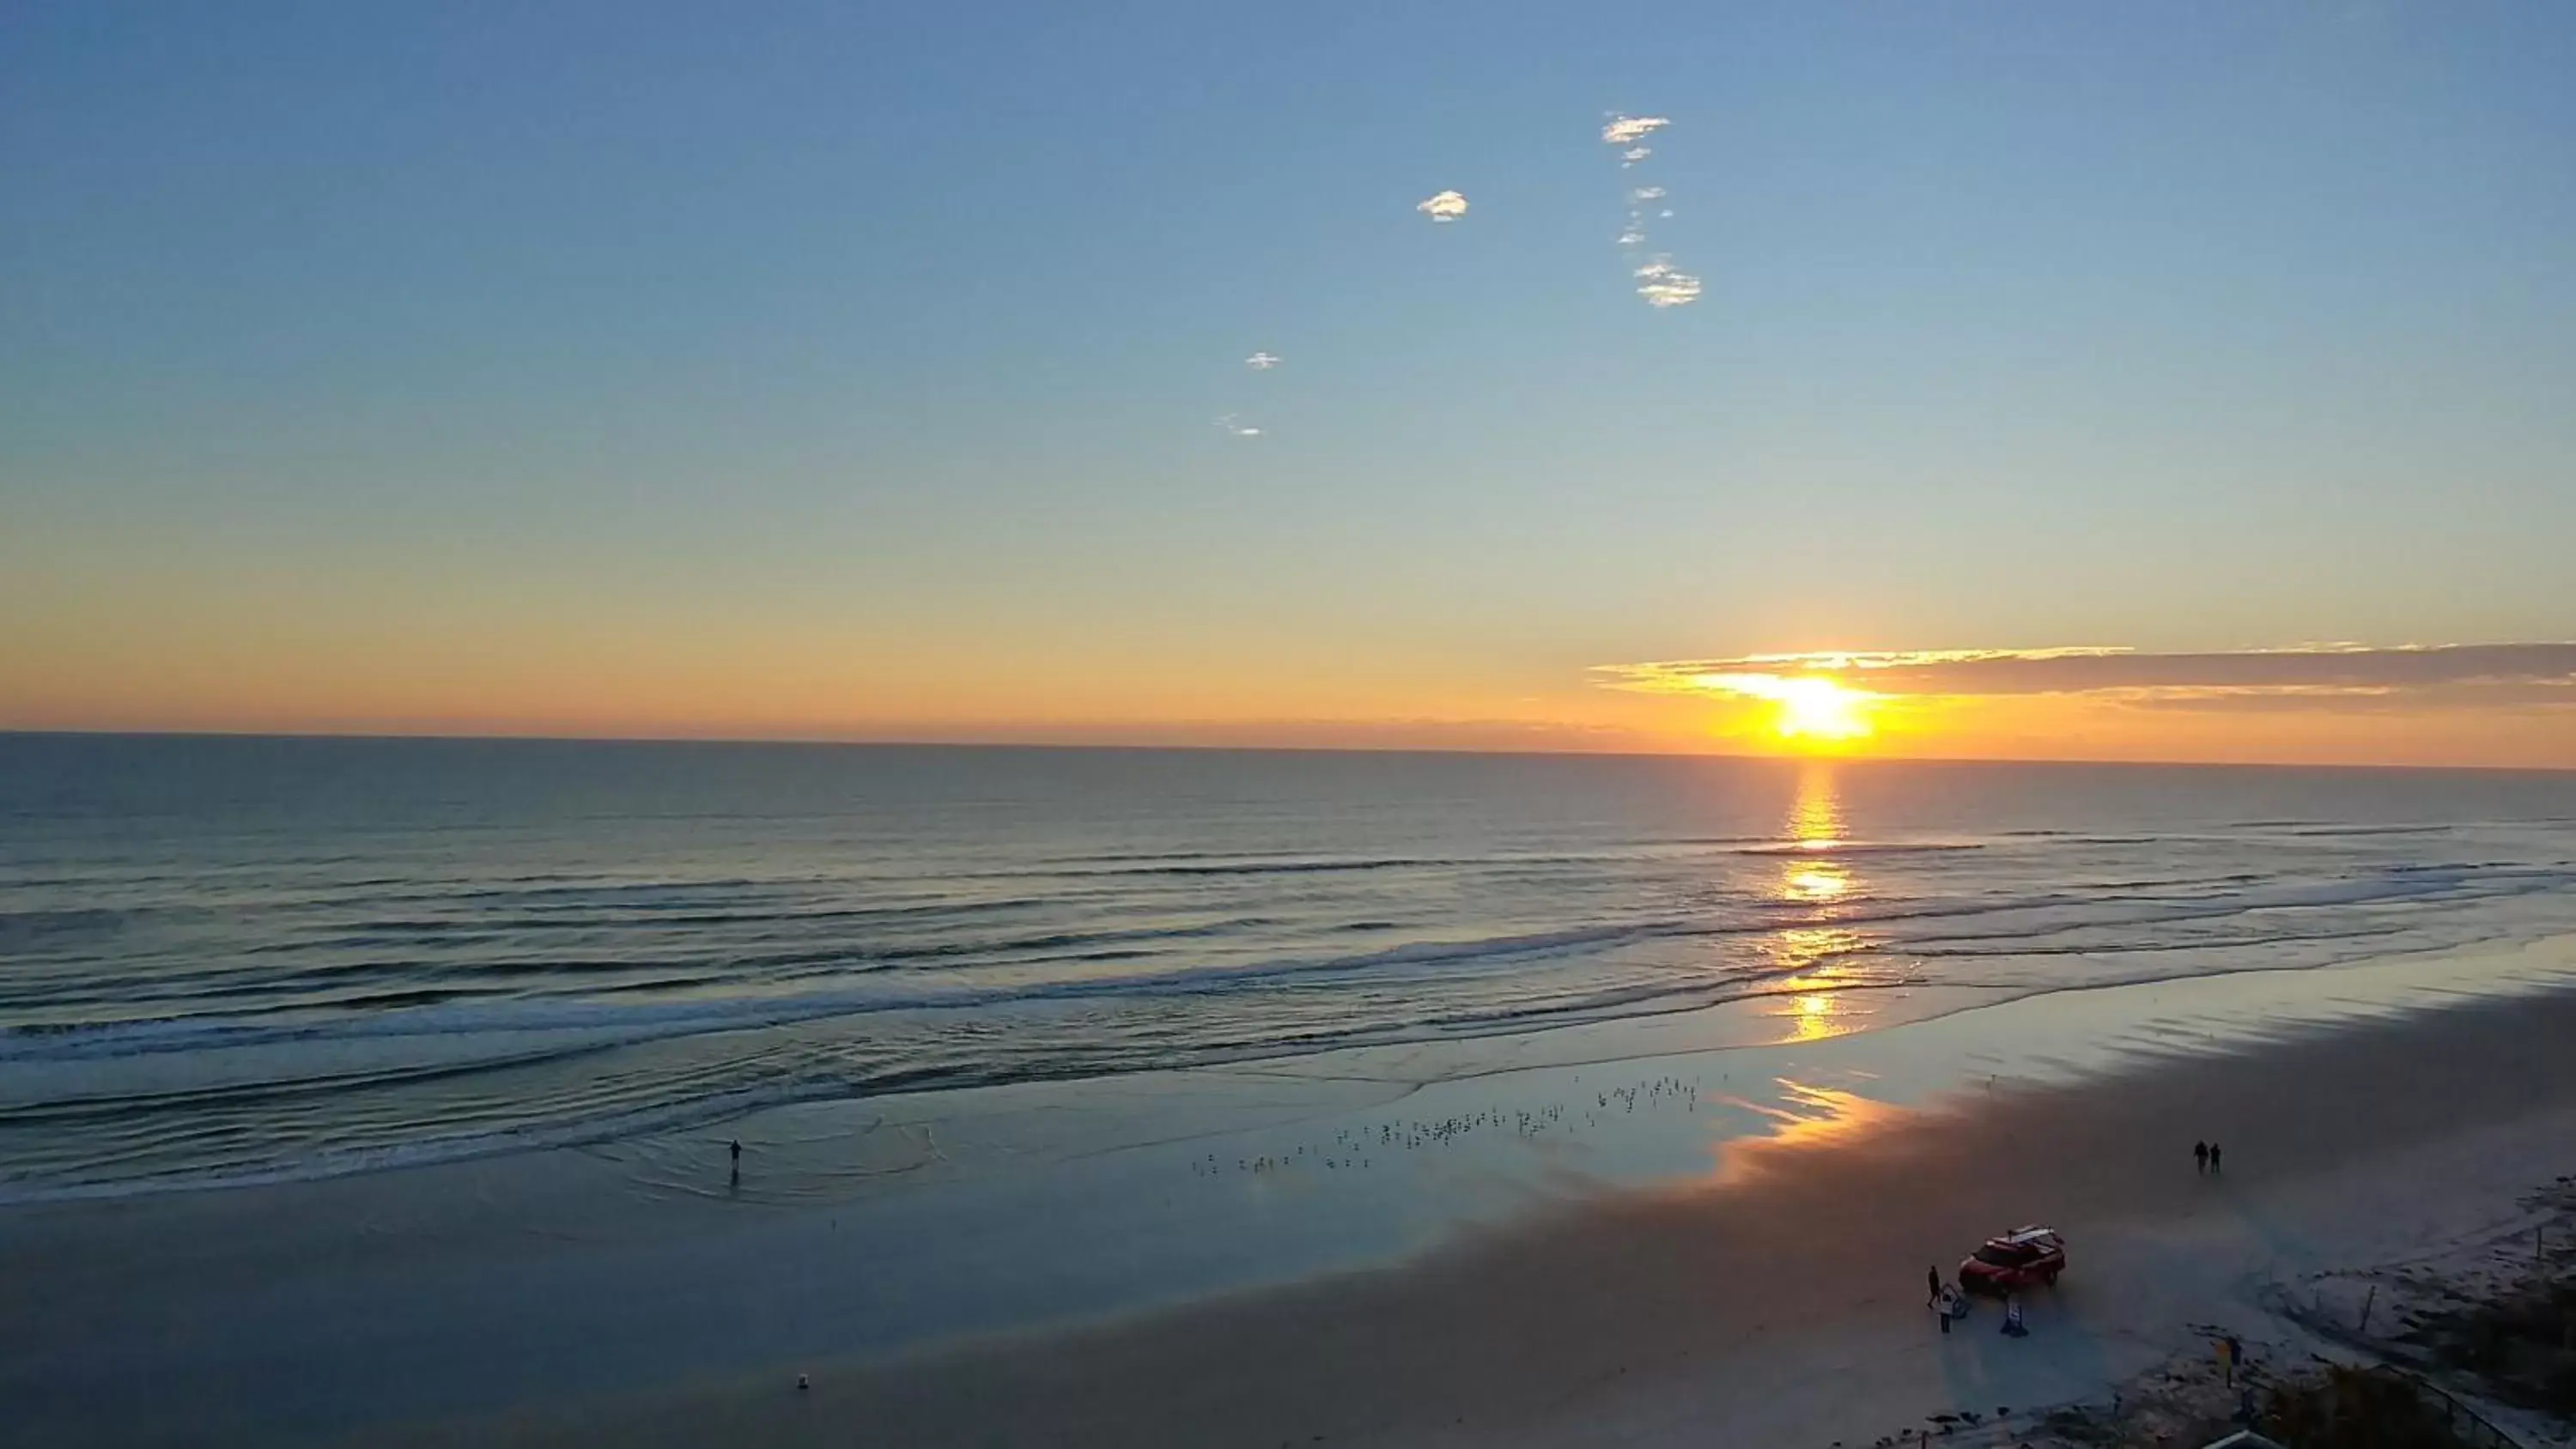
4;2;2573;767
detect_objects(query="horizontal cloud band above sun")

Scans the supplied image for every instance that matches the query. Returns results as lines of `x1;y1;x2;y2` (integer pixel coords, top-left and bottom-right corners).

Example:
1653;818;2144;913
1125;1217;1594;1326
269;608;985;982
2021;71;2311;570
1594;643;2576;710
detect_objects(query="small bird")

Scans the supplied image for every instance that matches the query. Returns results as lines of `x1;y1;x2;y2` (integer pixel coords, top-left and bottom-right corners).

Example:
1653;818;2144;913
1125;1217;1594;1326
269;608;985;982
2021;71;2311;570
796;1373;810;1391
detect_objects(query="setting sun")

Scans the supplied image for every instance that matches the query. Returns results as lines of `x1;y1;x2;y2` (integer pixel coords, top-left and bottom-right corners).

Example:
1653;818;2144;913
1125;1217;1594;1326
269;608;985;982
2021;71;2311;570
1680;672;1879;747
1771;677;1873;742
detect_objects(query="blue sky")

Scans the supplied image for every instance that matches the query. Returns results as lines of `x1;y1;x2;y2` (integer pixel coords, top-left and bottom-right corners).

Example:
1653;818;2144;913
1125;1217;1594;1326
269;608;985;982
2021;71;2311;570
4;2;2573;759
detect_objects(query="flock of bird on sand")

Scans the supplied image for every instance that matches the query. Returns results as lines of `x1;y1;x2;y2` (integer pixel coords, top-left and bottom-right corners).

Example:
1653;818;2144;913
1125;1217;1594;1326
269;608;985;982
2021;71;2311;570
1188;1072;1707;1178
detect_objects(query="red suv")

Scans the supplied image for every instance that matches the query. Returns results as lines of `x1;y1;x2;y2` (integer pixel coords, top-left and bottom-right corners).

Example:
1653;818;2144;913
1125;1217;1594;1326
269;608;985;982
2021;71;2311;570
1959;1226;2065;1295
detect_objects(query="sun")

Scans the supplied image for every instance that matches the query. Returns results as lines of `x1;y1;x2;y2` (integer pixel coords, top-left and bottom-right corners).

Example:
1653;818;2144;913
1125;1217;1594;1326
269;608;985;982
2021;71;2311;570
1679;669;1880;750
1770;677;1874;743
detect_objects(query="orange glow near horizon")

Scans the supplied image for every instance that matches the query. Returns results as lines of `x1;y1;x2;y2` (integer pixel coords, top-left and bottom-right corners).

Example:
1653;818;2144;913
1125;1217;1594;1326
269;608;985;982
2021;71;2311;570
1594;647;2576;769
8;602;2573;771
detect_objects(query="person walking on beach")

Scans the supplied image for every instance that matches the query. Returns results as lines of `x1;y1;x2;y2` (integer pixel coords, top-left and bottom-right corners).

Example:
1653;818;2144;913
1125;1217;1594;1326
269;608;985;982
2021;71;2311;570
2194;1140;2208;1174
2208;1142;2222;1174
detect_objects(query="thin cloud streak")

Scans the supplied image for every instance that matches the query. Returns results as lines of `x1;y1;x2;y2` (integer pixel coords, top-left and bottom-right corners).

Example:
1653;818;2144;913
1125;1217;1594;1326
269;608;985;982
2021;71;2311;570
1595;643;2576;709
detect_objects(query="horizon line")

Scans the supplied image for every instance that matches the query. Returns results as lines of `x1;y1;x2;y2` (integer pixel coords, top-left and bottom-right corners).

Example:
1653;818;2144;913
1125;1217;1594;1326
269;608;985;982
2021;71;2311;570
4;725;2568;776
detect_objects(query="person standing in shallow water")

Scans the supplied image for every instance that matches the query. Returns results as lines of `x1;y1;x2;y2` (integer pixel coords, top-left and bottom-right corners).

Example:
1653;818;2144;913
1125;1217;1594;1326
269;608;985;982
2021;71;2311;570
2194;1140;2208;1174
2208;1142;2222;1174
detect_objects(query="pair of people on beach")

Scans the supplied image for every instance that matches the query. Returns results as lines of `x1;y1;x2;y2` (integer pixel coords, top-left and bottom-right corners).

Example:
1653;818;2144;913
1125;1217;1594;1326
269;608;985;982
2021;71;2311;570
2194;1139;2224;1174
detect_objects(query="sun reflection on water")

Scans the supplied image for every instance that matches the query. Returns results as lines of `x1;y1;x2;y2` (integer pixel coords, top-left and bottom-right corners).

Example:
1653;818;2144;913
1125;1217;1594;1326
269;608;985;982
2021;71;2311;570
1784;988;1847;1042
1768;767;1867;1042
1784;764;1845;849
1783;862;1847;901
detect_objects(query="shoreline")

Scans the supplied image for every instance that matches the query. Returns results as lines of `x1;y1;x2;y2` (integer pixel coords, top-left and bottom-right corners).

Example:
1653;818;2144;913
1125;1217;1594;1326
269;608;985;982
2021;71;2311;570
12;913;2563;1213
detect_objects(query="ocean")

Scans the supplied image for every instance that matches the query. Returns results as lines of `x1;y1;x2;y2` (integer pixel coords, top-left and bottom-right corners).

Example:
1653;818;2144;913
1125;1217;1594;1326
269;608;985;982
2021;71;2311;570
5;733;2574;1203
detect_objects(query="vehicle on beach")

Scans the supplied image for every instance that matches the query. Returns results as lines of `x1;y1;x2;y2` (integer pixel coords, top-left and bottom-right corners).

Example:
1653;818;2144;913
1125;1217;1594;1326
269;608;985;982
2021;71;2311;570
1959;1225;2065;1294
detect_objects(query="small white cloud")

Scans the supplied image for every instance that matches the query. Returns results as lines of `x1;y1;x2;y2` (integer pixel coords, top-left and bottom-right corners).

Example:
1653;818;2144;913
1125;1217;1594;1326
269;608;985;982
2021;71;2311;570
1416;190;1469;222
1214;414;1263;437
1243;352;1280;370
1628;186;1666;203
1621;146;1652;166
1633;258;1702;308
1601;115;1670;146
1616;228;1646;247
1658;209;1674;219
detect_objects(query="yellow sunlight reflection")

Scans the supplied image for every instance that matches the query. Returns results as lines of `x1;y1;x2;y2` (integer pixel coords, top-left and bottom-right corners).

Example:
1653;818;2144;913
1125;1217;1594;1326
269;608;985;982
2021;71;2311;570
1709;1078;1906;1184
1783;985;1855;1043
1770;767;1860;1041
1784;763;1845;847
1783;863;1847;900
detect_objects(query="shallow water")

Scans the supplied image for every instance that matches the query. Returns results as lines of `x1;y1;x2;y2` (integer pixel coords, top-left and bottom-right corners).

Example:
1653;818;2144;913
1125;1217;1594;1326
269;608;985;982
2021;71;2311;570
5;734;2575;1199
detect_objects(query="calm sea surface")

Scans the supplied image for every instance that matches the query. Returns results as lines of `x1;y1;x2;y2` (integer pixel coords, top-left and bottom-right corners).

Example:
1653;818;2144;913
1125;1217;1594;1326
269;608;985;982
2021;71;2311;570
4;735;2573;1201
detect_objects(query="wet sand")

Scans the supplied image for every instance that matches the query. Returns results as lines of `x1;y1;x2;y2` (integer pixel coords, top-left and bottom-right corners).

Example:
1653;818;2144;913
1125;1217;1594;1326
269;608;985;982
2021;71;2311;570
395;979;2576;1449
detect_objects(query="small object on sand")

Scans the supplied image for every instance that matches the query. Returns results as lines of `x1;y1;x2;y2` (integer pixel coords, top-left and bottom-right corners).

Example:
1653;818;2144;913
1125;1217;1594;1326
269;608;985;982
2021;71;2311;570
796;1373;809;1391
